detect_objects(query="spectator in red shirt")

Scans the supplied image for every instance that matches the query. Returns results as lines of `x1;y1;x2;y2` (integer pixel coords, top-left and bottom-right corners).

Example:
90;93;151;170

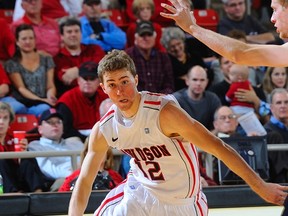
11;0;61;56
0;18;15;65
126;0;164;51
57;61;108;142
54;17;105;97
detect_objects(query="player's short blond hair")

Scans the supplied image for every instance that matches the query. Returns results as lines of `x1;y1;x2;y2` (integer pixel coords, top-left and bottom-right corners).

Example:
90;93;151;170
98;50;137;83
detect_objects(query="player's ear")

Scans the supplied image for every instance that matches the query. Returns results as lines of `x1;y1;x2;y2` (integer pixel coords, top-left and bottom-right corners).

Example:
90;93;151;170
134;75;138;86
100;83;107;94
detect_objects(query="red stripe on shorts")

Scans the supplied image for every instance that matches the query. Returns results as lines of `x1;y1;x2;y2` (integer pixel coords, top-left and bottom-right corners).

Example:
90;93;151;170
95;191;124;216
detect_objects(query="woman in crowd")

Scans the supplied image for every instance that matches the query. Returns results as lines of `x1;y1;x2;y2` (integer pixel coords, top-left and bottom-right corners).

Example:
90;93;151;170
262;67;288;103
161;26;212;90
5;24;57;117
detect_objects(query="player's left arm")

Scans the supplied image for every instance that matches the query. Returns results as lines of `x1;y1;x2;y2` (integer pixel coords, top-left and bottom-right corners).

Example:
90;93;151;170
160;102;288;205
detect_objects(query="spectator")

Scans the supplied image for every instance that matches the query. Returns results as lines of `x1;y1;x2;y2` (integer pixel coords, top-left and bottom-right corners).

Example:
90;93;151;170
53;17;105;97
59;144;123;191
80;0;126;52
262;67;288;103
0;102;44;193
57;61;108;142
126;21;174;94
173;65;221;130
212;105;240;137
28;108;84;191
5;24;57;116
13;0;82;21
11;0;61;56
125;0;174;27
0;18;15;65
0;65;26;113
218;0;276;44
225;64;255;115
161;26;210;90
209;55;266;112
126;0;164;51
264;88;288;183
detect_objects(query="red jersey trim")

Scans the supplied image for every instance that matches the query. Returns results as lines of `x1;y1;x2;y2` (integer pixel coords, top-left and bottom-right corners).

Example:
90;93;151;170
100;110;115;123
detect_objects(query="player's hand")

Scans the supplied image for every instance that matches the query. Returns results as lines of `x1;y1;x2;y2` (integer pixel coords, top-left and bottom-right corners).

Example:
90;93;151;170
257;183;288;206
160;0;197;33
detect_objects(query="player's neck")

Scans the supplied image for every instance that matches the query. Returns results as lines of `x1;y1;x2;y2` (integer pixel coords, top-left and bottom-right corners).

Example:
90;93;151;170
120;92;141;118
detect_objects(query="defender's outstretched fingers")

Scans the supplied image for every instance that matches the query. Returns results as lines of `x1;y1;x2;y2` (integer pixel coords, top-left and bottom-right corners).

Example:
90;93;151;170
160;3;177;15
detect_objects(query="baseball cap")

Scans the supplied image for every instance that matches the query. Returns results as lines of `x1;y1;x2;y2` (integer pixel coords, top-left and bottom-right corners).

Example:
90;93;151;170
39;108;63;123
79;61;99;78
83;0;101;5
136;21;154;36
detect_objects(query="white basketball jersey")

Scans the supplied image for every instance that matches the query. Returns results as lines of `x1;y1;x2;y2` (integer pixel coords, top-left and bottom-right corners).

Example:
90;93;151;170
99;92;203;203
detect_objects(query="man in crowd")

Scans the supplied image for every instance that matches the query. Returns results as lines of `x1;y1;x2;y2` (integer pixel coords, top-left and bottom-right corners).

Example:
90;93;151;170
53;17;105;97
264;88;288;183
218;0;276;44
173;65;221;130
28;108;83;191
126;20;174;94
11;0;60;56
57;61;108;142
80;0;126;52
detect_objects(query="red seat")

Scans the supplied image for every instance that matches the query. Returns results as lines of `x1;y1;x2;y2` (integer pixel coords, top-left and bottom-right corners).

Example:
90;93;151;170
193;9;219;32
8;114;40;142
0;9;13;23
101;9;128;30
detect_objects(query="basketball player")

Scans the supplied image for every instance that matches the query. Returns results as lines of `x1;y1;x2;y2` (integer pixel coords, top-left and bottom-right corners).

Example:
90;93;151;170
68;50;288;216
160;0;288;67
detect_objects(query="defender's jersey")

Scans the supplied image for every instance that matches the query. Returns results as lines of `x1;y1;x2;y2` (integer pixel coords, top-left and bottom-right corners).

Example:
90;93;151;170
99;92;202;203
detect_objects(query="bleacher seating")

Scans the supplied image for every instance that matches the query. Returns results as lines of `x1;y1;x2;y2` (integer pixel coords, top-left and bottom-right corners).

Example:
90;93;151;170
194;9;219;32
7;114;40;142
0;9;13;23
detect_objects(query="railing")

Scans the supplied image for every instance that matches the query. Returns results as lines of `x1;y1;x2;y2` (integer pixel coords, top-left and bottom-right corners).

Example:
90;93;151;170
0;149;123;170
202;144;288;178
0;144;287;177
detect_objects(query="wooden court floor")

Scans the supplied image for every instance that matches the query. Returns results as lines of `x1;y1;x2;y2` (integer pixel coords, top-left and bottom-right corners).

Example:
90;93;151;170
209;206;283;216
82;206;283;216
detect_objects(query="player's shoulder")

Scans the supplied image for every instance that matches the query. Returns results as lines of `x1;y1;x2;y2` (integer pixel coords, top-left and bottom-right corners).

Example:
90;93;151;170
99;106;115;127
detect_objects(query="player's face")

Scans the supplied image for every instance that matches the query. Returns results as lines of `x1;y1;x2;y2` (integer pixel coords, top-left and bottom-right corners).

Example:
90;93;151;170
100;69;139;113
271;0;288;38
270;92;288;121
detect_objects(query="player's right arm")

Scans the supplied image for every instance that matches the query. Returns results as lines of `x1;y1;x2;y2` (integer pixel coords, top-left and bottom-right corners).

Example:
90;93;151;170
160;0;288;67
68;122;109;216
